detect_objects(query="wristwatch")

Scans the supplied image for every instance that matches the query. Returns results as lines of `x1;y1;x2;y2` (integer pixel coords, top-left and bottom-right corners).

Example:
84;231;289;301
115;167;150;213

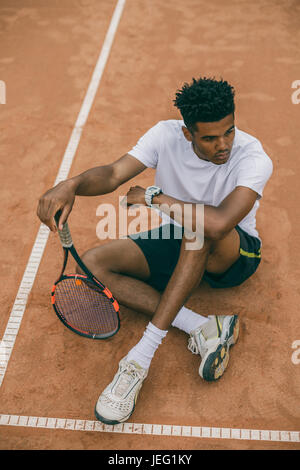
145;186;162;207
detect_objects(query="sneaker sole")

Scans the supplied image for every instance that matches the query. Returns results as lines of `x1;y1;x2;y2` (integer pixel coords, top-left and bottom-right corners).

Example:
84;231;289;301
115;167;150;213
227;315;240;347
94;385;142;425
94;403;135;425
200;315;239;382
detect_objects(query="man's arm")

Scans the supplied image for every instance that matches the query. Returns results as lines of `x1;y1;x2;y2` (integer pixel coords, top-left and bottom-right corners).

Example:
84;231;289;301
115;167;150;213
126;185;258;240
37;154;146;231
202;186;258;239
155;186;258;240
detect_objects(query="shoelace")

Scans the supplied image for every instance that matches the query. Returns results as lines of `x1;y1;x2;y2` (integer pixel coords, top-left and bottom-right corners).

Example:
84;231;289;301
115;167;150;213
188;336;199;355
188;321;221;356
114;364;141;397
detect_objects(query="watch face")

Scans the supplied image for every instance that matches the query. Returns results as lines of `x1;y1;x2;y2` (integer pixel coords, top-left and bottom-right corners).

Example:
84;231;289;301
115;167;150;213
147;186;161;194
145;186;161;206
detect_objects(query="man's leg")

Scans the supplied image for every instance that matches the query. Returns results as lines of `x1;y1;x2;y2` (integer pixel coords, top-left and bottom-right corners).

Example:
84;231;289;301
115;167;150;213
126;231;240;379
77;228;240;318
78;229;240;374
76;238;160;316
150;230;240;330
87;230;240;424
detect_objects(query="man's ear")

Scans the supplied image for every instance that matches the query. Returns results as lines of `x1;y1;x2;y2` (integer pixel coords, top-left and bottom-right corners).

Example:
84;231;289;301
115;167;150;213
182;126;193;141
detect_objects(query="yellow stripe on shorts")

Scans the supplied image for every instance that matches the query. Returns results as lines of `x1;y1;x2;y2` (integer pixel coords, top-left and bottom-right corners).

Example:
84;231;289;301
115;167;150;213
240;247;261;259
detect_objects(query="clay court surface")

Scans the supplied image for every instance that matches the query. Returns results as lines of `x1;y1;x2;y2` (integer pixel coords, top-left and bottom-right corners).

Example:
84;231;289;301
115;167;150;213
0;0;299;451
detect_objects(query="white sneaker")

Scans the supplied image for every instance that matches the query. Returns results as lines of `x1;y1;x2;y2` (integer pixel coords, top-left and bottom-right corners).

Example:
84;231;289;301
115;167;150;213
95;357;148;424
188;315;239;382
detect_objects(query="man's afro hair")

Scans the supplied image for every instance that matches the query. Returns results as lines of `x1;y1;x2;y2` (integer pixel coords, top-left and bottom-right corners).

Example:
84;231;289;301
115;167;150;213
173;77;235;131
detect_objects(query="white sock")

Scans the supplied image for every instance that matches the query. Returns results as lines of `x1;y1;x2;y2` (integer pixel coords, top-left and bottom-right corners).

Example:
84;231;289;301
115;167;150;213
171;306;209;335
126;322;168;370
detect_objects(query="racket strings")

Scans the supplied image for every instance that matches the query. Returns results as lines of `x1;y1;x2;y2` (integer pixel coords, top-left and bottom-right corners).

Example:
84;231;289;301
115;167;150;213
53;276;119;337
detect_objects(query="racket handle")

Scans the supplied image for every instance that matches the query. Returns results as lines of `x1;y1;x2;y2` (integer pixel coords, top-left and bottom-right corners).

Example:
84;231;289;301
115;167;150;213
55;211;73;248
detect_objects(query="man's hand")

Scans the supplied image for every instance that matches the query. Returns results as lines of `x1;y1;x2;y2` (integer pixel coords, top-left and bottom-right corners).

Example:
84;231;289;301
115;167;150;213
37;180;76;232
37;155;147;231
123;185;146;206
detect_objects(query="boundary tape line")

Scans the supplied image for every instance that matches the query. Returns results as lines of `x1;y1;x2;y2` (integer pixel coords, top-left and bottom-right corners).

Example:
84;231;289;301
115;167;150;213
0;0;126;388
0;414;299;443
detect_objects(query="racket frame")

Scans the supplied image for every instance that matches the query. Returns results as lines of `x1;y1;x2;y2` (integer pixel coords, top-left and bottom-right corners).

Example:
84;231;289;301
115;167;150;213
51;213;120;339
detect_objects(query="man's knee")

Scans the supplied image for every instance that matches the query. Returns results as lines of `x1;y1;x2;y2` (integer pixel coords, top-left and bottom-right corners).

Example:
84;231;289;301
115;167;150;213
75;248;105;275
76;239;151;280
179;229;240;274
181;234;214;256
206;229;240;274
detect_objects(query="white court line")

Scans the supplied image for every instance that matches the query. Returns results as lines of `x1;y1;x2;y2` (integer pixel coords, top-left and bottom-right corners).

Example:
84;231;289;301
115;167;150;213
0;414;299;443
0;0;126;388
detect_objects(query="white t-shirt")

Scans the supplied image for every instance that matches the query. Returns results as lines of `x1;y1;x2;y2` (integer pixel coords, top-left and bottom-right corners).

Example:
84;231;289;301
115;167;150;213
128;120;273;240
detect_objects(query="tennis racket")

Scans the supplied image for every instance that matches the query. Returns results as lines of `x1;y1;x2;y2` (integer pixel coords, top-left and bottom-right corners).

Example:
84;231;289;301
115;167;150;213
51;211;120;339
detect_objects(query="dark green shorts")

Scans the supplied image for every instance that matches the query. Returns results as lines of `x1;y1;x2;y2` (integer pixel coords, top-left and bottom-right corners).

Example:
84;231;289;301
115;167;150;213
129;224;261;292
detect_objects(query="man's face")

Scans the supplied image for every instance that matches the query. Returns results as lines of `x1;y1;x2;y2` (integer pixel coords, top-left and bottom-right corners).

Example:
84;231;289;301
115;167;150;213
183;113;235;165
